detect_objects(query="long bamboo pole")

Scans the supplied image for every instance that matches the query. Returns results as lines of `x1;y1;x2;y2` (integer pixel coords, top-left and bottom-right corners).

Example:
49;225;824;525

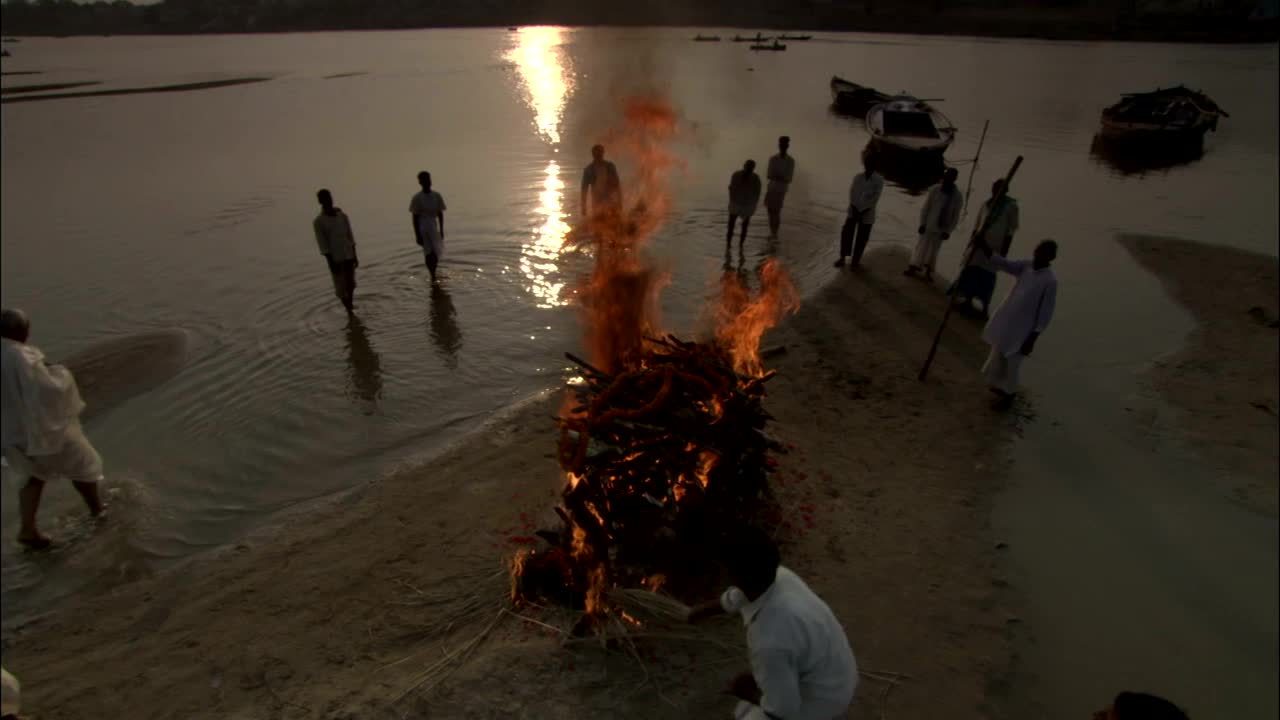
961;119;990;219
917;154;1023;382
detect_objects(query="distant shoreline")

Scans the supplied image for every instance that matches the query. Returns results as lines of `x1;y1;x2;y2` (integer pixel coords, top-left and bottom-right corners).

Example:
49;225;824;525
2;17;1276;45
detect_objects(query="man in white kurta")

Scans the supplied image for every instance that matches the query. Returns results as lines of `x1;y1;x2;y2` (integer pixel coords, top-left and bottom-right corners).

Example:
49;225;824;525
410;171;447;281
907;167;963;279
979;240;1058;409
764;136;796;240
689;529;857;719
1;309;104;549
313;188;359;312
834;156;884;268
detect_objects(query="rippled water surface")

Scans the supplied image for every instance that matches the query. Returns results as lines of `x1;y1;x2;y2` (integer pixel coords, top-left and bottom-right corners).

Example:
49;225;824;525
2;30;1276;621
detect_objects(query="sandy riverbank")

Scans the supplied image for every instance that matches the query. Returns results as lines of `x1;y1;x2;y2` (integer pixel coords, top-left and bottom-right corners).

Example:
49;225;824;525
2;248;1022;719
1119;234;1279;516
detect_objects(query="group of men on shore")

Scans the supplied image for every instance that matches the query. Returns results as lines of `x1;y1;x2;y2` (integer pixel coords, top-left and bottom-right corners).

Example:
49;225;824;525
725;136;1054;409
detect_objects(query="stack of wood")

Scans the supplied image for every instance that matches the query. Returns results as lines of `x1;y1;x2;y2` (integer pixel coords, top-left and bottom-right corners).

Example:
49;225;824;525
513;334;783;615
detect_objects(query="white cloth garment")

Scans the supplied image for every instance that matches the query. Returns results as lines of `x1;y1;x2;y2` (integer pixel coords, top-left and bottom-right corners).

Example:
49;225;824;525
410;190;447;258
765;153;796;197
313;209;357;263
1;666;19;717
981;255;1057;358
847;171;884;224
729;169;763;218
965;196;1019;269
720;566;858;720
1;338;103;483
912;184;963;268
982;346;1024;394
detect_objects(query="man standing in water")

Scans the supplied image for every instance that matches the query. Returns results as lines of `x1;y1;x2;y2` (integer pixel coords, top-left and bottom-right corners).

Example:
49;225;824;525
976;239;1058;410
580;144;622;217
764;136;795;240
313;189;359;312
410;171;447;281
954;178;1020;316
689;527;858;720
726;159;762;251
1;309;104;549
906;167;963;281
834;155;883;268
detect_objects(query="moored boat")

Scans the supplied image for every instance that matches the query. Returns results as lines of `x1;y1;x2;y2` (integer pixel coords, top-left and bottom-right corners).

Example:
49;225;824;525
750;41;787;51
1100;86;1227;143
693;34;722;41
777;34;813;40
830;76;889;117
865;95;956;157
733;33;771;43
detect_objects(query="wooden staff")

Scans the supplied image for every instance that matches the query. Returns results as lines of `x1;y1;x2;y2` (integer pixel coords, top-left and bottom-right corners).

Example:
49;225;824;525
918;155;1023;382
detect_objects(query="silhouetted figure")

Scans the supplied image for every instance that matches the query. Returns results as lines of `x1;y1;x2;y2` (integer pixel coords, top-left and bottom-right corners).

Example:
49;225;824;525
410;171;447;281
343;315;382;409
835;155;883;268
580;144;622;217
726;159;762;250
428;281;462;369
907;167;962;281
313;189;358;312
764;136;795;240
1;308;104;550
953;178;1020;316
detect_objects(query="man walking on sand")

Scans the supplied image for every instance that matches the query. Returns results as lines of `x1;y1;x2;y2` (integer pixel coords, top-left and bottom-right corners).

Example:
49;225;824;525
1;309;105;550
689;527;857;720
764;136;795;240
410;171;447;281
834;155;883;268
313;189;359;312
581;144;622;218
954;178;1020;316
906;167;963;280
726;159;762;251
976;239;1058;410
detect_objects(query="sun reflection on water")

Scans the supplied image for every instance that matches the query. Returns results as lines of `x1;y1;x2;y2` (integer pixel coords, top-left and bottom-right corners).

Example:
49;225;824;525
507;26;575;309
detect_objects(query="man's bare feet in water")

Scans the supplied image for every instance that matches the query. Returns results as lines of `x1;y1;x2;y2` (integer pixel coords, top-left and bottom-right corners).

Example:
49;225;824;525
17;532;52;551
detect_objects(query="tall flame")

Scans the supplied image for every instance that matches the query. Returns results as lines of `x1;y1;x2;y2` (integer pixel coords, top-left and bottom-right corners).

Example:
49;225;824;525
713;258;800;376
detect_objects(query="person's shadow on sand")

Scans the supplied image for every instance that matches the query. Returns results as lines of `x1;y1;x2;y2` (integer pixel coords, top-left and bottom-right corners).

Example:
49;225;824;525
344;314;383;410
429;281;462;369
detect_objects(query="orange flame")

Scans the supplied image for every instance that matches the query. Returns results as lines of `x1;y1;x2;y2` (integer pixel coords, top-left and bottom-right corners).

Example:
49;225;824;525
713;258;800;376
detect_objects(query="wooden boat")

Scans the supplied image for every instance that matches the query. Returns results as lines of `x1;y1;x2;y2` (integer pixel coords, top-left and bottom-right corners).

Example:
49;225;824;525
830;76;889;116
1100;86;1228;143
777;34;813;40
750;41;787;51
733;33;771;43
693;34;722;42
865;95;956;157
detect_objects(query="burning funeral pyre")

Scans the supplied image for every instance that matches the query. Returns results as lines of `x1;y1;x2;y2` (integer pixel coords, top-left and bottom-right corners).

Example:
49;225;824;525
510;96;799;631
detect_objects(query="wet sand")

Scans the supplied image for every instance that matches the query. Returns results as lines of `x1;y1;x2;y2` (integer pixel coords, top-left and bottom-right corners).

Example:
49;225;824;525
1119;234;1279;514
1;249;1023;719
0;76;271;104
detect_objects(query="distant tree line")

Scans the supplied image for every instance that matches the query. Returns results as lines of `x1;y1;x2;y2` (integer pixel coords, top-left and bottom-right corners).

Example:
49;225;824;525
0;0;1272;39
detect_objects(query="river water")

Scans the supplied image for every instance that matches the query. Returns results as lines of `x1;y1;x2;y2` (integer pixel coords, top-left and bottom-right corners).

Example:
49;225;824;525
2;28;1276;716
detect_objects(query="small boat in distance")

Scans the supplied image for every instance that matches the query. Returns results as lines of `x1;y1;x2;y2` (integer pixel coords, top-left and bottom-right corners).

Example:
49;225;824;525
750;41;787;51
507;26;519;31
777;34;813;41
1100;86;1227;143
866;95;956;157
733;33;772;43
830;76;890;117
693;34;722;41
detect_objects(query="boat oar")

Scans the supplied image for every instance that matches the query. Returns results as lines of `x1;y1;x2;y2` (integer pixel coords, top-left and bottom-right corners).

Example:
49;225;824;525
917;155;1023;382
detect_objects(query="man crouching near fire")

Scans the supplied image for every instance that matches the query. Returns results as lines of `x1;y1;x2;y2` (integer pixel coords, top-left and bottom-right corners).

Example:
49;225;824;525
688;527;858;719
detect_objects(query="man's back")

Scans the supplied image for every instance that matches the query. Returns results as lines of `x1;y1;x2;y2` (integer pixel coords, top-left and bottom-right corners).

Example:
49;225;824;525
747;567;857;718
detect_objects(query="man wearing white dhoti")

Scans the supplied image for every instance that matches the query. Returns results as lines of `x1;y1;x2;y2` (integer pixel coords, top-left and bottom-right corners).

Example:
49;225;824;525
906;167;963;281
410;171;447;281
977;240;1058;410
764;136;796;240
1;309;104;550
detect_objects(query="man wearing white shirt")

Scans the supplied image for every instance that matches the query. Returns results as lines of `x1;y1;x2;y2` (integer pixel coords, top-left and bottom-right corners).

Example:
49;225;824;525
977;239;1058;410
834;156;884;268
689;528;857;720
410;171;447;281
906;167;963;281
764;136;796;240
313;188;359;313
